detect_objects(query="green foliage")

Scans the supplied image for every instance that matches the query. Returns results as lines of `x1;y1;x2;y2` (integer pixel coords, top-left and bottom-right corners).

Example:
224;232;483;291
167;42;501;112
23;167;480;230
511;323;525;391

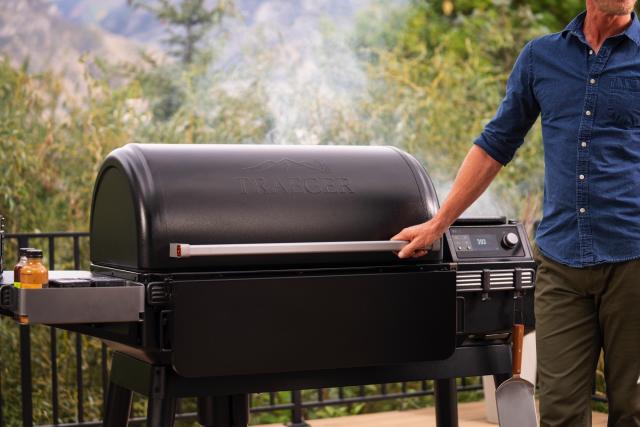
0;57;143;233
442;0;584;28
132;0;234;64
137;63;186;121
352;0;546;223
0;61;63;232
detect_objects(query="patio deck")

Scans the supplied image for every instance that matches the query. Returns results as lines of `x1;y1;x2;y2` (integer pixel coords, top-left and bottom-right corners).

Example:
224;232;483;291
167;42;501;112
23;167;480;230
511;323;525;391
255;401;608;427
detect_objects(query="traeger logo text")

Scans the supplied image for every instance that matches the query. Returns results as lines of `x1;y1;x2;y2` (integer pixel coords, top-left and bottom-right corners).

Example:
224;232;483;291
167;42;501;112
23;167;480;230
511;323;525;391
237;158;354;195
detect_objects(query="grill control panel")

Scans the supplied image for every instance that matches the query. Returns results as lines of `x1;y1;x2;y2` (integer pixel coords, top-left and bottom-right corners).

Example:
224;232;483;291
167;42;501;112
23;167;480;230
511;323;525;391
448;223;526;259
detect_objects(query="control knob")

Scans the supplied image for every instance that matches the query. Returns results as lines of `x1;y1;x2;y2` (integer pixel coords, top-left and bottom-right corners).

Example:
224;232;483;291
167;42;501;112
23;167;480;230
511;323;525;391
501;232;520;249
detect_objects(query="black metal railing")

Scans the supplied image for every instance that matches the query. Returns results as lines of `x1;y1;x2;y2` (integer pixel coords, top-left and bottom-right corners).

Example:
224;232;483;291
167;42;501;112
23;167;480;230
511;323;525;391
0;231;606;426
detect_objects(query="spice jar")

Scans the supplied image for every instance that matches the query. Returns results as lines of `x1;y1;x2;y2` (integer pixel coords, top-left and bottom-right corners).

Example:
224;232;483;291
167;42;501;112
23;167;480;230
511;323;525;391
19;249;48;289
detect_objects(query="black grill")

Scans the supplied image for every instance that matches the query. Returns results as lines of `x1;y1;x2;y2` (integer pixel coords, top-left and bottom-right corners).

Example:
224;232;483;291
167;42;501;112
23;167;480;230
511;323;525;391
0;144;535;427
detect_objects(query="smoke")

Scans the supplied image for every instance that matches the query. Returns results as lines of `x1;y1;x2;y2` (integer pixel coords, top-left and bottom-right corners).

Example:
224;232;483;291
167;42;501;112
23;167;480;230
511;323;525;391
197;0;512;218
204;0;406;145
436;180;511;218
255;2;363;144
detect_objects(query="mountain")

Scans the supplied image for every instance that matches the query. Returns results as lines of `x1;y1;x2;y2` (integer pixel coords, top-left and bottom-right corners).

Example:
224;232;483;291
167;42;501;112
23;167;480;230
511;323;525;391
52;0;166;44
0;0;388;97
0;0;159;90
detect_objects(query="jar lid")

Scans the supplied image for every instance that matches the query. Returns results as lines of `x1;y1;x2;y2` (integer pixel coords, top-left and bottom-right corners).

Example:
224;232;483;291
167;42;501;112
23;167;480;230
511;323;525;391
26;249;43;258
19;247;35;256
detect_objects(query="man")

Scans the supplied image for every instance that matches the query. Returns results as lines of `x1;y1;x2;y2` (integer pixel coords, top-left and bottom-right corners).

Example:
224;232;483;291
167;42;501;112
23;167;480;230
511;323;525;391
392;1;640;425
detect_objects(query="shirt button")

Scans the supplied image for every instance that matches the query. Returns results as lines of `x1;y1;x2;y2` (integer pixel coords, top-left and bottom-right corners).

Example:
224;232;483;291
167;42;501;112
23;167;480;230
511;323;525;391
585;110;592;116
579;207;586;213
579;174;585;180
590;78;596;84
589;49;594;55
581;141;587;147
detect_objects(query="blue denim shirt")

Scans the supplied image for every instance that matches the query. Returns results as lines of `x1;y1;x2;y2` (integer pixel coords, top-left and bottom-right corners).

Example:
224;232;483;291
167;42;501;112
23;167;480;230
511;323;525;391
474;11;640;267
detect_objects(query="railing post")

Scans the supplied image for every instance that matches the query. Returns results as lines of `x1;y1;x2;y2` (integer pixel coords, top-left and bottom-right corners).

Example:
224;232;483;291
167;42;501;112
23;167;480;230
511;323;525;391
73;235;81;269
48;236;60;425
20;324;33;427
102;342;108;418
0;357;3;427
16;236;29;260
51;328;59;425
76;333;84;423
287;390;309;427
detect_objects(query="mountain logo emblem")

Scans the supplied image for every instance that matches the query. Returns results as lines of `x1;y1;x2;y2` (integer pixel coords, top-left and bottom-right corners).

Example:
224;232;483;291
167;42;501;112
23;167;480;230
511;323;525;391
243;158;330;174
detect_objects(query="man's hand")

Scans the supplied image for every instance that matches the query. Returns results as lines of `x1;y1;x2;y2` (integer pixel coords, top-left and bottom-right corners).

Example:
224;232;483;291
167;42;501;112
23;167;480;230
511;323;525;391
391;219;447;259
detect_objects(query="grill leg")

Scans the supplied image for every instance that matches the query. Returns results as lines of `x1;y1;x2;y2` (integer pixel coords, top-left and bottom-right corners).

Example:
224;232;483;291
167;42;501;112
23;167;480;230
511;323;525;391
434;378;458;427
147;396;176;427
103;381;132;427
146;366;176;427
197;394;249;427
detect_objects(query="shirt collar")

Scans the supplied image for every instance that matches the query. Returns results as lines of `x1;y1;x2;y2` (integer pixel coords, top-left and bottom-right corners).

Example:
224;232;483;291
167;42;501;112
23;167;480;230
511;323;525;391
562;10;640;47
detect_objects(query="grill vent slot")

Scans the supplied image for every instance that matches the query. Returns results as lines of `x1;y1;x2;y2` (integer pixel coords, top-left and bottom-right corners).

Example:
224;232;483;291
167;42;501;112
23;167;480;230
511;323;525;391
148;283;171;305
456;268;534;291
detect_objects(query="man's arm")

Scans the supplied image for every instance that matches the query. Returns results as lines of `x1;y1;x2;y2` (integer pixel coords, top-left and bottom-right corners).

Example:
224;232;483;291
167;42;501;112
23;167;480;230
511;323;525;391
392;145;502;258
392;39;540;258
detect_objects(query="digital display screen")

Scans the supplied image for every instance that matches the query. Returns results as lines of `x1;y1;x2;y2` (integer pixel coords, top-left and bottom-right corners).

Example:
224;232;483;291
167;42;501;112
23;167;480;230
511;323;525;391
471;234;500;250
452;234;500;252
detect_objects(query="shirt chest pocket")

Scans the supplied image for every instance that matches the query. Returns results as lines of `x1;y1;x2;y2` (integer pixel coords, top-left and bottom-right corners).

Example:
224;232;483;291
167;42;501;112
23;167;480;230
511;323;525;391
607;77;640;127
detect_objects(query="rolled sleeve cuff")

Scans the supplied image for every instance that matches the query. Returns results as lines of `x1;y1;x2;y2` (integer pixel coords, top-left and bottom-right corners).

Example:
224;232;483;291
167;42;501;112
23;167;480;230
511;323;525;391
473;134;512;166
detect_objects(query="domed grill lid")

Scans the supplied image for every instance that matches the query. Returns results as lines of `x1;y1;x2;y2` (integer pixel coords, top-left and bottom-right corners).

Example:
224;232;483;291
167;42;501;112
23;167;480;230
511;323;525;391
90;144;440;271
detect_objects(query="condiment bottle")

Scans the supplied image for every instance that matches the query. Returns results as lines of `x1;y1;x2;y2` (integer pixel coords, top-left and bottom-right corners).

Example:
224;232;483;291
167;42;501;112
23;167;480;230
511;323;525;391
13;247;33;288
19;249;48;289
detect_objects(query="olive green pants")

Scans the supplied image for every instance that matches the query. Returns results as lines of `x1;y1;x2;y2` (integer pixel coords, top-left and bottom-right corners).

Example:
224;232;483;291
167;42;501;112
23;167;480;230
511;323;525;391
534;246;640;427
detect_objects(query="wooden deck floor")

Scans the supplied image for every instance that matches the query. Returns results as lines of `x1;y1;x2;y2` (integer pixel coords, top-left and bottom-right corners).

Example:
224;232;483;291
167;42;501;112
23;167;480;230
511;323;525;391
254;401;608;427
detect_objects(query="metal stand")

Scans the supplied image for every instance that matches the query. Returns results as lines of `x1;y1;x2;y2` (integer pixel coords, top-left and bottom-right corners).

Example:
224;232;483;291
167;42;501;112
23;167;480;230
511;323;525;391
102;344;515;427
197;395;249;427
103;382;132;427
434;378;458;427
103;352;249;427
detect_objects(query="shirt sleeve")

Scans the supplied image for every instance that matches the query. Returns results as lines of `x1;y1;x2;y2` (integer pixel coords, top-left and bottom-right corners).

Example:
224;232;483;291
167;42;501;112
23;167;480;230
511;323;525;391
473;40;540;166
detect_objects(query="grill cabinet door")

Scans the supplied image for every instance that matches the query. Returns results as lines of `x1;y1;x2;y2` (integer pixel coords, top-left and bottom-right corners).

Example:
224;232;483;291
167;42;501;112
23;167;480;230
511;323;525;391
170;270;456;378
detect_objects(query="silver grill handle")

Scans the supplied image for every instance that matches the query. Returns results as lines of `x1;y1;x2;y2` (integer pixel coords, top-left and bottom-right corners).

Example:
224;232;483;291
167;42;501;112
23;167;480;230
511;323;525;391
169;240;441;258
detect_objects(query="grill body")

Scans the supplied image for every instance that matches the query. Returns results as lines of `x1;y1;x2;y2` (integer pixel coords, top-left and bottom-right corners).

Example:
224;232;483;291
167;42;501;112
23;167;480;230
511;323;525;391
0;144;536;427
84;143;462;377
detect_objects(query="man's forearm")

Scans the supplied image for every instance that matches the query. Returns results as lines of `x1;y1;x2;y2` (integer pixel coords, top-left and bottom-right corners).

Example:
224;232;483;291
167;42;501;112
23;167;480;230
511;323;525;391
392;145;503;258
431;145;503;231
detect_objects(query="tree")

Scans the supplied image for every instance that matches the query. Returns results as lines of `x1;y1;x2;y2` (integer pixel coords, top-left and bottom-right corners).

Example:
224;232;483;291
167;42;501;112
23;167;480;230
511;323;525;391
131;0;234;65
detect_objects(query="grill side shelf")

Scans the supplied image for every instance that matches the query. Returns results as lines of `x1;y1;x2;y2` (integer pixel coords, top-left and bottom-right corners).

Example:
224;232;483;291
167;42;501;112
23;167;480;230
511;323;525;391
0;284;144;324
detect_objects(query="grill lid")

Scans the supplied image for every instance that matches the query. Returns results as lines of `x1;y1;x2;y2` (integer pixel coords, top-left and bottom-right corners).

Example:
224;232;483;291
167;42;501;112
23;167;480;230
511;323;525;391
90;144;440;271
